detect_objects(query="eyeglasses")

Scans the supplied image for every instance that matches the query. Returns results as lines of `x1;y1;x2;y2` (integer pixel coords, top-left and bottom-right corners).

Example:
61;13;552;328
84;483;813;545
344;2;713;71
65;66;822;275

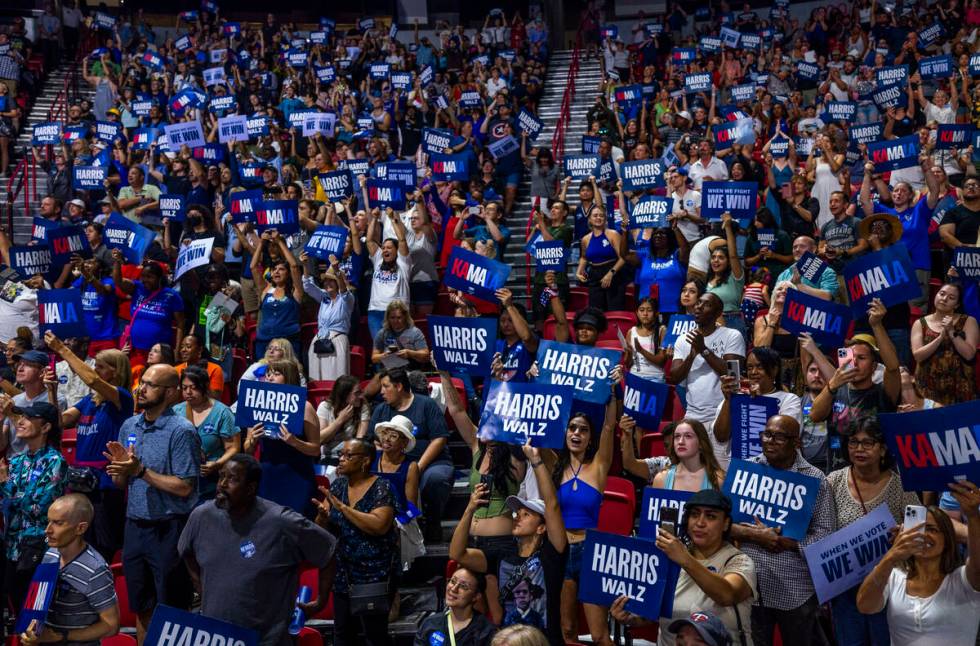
761;430;795;444
847;438;879;449
447;577;473;592
139;380;168;390
338;451;370;460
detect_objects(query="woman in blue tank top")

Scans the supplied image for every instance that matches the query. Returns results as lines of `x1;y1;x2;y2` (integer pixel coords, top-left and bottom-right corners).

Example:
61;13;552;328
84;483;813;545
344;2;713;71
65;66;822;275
651;418;725;493
544;382;619;646
250;230;304;360
575;178;627;311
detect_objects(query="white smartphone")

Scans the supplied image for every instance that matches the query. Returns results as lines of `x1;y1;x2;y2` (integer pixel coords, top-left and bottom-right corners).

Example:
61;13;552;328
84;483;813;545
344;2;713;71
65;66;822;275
904;504;928;533
726;359;741;381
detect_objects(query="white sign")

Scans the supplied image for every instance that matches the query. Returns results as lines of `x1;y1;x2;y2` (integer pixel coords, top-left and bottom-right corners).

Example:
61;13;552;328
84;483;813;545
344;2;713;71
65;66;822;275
165;121;206;150
175;237;215;280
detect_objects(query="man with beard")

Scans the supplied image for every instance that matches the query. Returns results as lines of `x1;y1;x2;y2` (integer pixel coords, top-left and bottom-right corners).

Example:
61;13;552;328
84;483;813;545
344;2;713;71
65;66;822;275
104;363;200;644
179;455;336;646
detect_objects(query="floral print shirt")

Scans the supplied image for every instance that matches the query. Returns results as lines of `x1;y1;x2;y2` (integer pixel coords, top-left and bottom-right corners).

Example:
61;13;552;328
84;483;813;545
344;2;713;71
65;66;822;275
2;445;67;560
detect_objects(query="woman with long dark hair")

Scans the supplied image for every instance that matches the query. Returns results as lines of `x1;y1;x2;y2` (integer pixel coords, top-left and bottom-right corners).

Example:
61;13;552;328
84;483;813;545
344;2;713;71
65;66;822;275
857;483;980;645
911;282;978;405
705;213;746;338
575;179;626;311
316;375;370;463
828;418;920;644
250;230;304;359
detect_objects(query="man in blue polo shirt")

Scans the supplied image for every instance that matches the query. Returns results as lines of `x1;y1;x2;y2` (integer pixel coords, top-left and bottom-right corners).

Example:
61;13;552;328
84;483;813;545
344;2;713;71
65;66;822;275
859;159;940;306
776;236;839;301
103;363;200;644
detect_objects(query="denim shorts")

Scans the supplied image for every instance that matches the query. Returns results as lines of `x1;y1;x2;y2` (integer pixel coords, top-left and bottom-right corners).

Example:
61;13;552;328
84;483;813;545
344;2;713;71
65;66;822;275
503;170;521;188
564;540;585;582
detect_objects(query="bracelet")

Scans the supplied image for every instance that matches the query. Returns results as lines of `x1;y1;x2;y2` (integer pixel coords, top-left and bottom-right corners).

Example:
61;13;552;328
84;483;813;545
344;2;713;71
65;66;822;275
531;460;544;469
136;464;147;479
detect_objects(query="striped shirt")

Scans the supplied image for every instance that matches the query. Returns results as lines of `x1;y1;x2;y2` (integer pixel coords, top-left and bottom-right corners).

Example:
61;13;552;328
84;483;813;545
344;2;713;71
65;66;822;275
43;547;116;645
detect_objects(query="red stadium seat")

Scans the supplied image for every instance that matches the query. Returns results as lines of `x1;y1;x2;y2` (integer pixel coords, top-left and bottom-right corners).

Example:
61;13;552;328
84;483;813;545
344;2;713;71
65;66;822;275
624;283;636;312
61;428;77;467
597;491;635;536
568;288;589;312
640;433;667;458
602;311;637;342
350;347;366;379
300;321;319;355
543;313;576;340
298;566;334;620
663;386;685;422
604;476;637;509
596;340;625;351
296;627;323;646
111;563;137;628
307;380;335;407
101;635;137;646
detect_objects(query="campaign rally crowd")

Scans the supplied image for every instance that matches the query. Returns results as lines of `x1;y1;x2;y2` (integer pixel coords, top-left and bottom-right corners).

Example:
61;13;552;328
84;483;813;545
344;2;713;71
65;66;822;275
3;1;980;646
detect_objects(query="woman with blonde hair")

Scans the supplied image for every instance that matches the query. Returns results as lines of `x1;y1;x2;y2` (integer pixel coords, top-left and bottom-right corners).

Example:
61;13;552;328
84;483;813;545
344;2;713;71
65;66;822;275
241;337;306;384
371;300;429;370
652;418;726;492
44;330;133;561
491;625;550;646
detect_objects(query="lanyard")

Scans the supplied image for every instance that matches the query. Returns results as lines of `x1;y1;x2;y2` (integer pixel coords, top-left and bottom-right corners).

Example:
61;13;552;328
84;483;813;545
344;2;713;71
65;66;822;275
446;611;457;646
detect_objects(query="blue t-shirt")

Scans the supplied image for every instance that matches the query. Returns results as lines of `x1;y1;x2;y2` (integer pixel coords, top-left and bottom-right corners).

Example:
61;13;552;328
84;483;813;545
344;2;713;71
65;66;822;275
878;196;932;271
130;281;184;351
495;337;535;383
74;387;135;489
635;248;685;313
72;277;117;341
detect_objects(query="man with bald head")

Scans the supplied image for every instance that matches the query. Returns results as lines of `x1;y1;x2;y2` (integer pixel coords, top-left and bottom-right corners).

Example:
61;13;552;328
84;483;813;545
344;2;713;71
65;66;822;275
20;494;120;646
104;364;201;644
730;415;834;646
775;236;839;301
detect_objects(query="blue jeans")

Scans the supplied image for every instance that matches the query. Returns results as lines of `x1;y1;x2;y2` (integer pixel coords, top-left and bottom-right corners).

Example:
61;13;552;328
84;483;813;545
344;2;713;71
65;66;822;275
420;461;454;537
832;587;890;646
367;310;385;348
886;328;912;369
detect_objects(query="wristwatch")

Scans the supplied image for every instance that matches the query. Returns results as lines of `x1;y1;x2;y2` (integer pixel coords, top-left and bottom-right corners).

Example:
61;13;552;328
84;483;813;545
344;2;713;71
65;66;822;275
700;348;711;358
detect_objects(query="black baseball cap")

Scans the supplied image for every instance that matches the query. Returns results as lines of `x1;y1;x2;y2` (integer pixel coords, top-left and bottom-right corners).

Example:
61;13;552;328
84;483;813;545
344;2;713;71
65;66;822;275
14;350;49;365
12;402;60;427
686;489;732;515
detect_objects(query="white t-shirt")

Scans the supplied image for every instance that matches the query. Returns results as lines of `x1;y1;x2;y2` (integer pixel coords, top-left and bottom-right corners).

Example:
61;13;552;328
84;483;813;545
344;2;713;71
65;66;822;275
688;236;721;275
368;248;412;311
0;282;39;343
882;566;980;646
673;326;745;425
688;157;729;190
711;389;803;470
405;229;438;283
671;188;703;242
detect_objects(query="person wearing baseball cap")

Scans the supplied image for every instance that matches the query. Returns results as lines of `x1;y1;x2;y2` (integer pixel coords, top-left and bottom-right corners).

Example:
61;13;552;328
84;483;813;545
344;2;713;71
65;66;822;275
450;441;567;646
3;350;68;456
669;611;733;646
611;490;756;646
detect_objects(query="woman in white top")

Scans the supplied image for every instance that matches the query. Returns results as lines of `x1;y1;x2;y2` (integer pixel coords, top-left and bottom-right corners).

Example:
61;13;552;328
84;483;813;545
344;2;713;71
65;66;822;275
857;482;980;646
713;346;802;469
364;200;411;344
625;297;668;382
316;375;370;462
404;189;438;317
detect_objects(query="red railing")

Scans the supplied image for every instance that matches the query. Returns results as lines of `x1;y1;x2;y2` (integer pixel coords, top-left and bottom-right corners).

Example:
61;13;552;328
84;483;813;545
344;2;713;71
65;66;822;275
524;29;585;305
5;157;36;237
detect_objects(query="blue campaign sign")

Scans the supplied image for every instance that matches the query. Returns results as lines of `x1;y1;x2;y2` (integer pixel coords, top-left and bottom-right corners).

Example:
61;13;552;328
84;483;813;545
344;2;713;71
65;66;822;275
62;125;87;143
699;36;721;53
14;561;59;633
880;400;980;491
671;48;696;63
8;245;52;278
229;190;260;224
803;504;895;604
32;217;59;242
94;120;122;143
165;121;206;150
534;240;567;271
729;83;755;104
701;181;757;221
919;54;954;81
823;102;857;122
769;136;790;159
875;65;909;87
390;71;411;90
954;247;980;281
430;153;469;181
623;373;669;430
234;380;307;436
937;124;973;150
304;225;347;261
459;90;482;108
429;315;497;376
38;289;86;338
73;166;106;190
478;380;573;448
629;196;673;229
712;118;755;151
317;170;354;201
867;135;920;172
516;108;543;141
582;135;601;155
684;73;712;93
246;116;270;138
756;229;776;248
918;21;945;49
662;314;696;349
341;159;371;178
255;200;299;235
160;194;186;221
144;605;257;646
796;251;829;284
422;128;462;154
375;161;417;191
871;83;906;111
730;394;781;460
130;128;156;149
443;245;511;303
192;144;226;164
781;288;852;347
366;179;406;210
564;155;601;179
536;340;622;405
796;61;820;81
638;488;694;539
104;213;154;264
31;122;61;145
849;122;884;145
48;226;92;266
620;159;666;191
578;530;672;620
614;85;643;109
488;135;520;160
723;459;821;540
843;243;920;316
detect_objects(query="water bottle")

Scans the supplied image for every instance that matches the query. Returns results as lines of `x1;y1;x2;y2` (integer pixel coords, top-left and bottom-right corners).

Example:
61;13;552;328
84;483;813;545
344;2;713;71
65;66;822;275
288;586;311;635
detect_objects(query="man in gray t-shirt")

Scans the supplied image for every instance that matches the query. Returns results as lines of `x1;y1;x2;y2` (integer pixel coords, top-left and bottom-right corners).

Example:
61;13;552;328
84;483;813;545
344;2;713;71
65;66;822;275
179;455;336;646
